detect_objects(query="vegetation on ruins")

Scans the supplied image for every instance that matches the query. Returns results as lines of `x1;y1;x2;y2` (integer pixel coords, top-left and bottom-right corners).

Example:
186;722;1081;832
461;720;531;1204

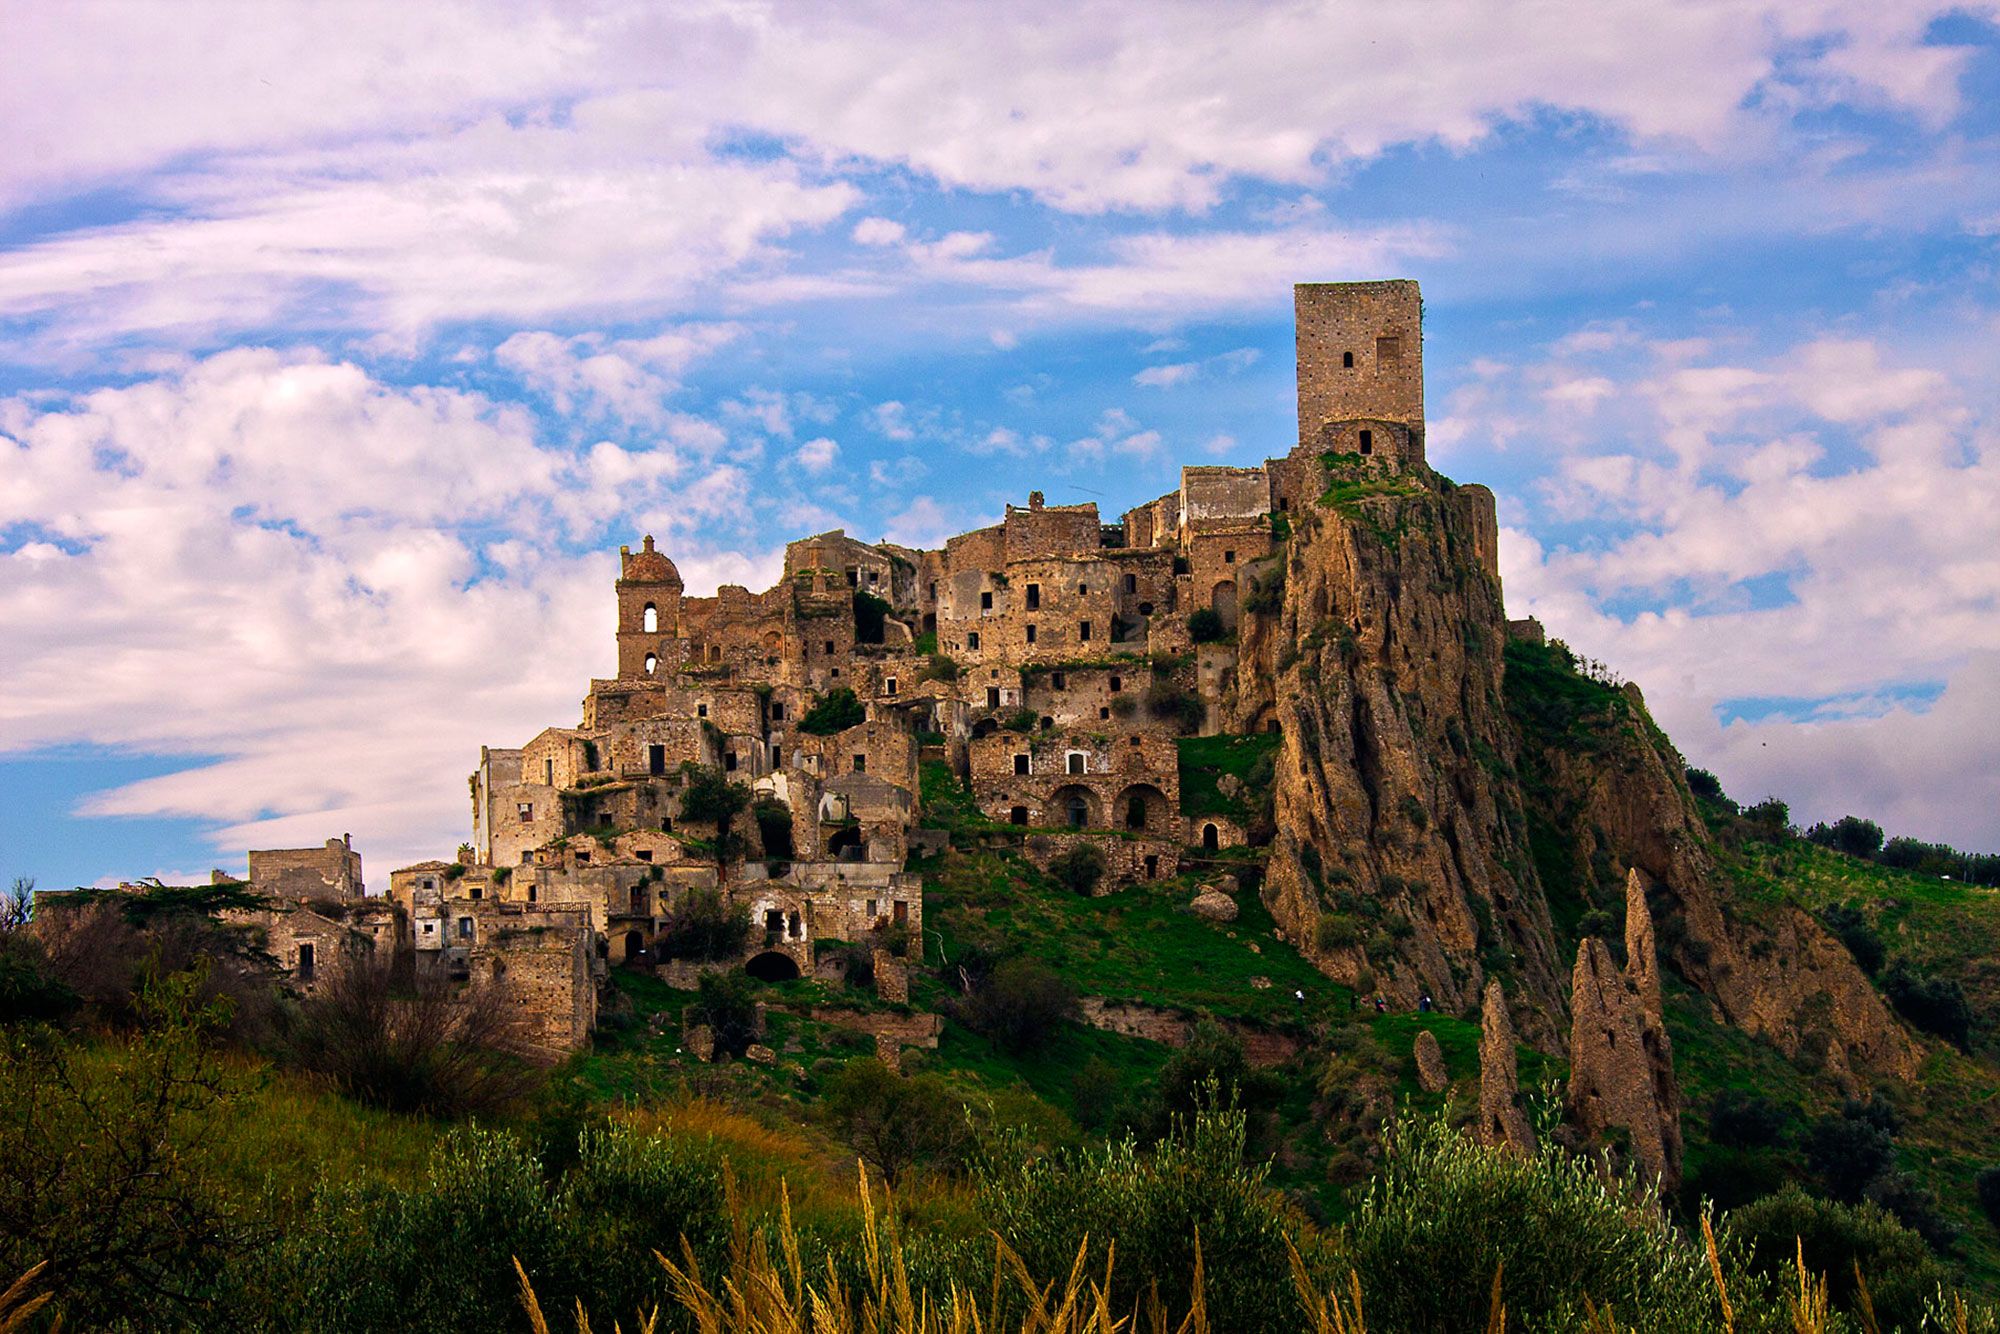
655;886;754;961
799;686;868;734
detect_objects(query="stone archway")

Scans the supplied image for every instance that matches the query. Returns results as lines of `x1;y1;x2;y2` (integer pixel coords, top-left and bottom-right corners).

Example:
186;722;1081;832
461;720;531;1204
1047;783;1101;829
1211;580;1238;631
746;951;801;982
1117;782;1171;833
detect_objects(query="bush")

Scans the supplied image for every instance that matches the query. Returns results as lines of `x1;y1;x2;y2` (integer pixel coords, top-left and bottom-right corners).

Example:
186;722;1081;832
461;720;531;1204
285;952;542;1117
961;958;1078;1053
1001;706;1039;734
1821;902;1885;976
1805;1099;1897;1203
1744;796;1790;831
1143;678;1205;733
798;687;866;735
1708;1089;1793;1149
1187;608;1227;643
1978;1165;2000;1232
678;763;751;840
1807;815;1885;857
973;1104;1314;1334
853;590;891;644
655;888;752;961
1315;912;1362;951
917;653;960;683
751;797;794;859
1685;767;1724;800
820;1057;968;1186
286;1124;728;1334
1347;1114;1720;1332
1726;1185;1947;1331
1046;843;1106;896
1156;1020;1254;1118
0;970;254;1331
1881;959;1973;1048
687;970;759;1058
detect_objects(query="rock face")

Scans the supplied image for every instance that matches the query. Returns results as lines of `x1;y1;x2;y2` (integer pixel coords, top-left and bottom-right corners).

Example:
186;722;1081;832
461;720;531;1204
1478;980;1536;1157
1236;472;1915;1084
1241;481;1567;1038
1566;873;1682;1192
1413;1029;1449;1093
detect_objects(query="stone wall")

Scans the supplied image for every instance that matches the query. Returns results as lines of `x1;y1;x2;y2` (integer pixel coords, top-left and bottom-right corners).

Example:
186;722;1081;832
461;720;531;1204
247;835;364;899
1294;280;1424;458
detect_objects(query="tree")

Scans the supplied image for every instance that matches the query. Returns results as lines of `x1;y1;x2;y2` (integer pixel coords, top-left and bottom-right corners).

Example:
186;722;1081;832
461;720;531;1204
1047;843;1106;896
961;957;1078;1053
1744;797;1790;832
1187;608;1226;643
655;888;752;961
852;590;891;644
1820;902;1885;976
1880;959;1973;1049
688;970;759;1058
819;1057;966;1186
678;764;752;869
798;687;866;735
1684;768;1723;800
1158;1019;1253;1118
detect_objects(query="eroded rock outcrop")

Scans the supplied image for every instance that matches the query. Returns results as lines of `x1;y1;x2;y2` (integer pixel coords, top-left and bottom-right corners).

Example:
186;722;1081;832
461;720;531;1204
1566;873;1682;1191
1478;980;1536;1157
1413;1028;1449;1093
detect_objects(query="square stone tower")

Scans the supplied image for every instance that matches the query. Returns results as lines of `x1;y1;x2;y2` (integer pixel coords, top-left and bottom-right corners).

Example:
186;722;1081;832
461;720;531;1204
1294;280;1424;462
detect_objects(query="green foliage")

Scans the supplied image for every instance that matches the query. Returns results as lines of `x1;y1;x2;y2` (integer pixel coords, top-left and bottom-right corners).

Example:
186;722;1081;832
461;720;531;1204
1186;607;1226;643
799;686;867;735
0;969;251;1330
1726;1184;1948;1330
1046;843;1106;897
960;957;1079;1053
286;1124;727;1334
688;970;760;1058
1818;901;1886;976
852;589;892;644
1144;677;1205;733
1241;561;1284;614
1685;766;1725;800
1806;814;1886;857
917;653;960;683
973;1104;1313;1334
1882;957;1974;1048
657;888;753;961
1348;1115;1720;1331
819;1057;968;1186
1001;706;1039;734
1176;732;1279;821
912;630;938;656
751;797;795;860
1980;1166;2000;1233
678;763;752;826
1744;796;1791;830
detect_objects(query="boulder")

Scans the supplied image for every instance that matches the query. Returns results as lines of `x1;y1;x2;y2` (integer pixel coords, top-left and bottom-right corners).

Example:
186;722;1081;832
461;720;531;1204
1190;888;1239;922
685;1023;715;1063
745;1043;777;1065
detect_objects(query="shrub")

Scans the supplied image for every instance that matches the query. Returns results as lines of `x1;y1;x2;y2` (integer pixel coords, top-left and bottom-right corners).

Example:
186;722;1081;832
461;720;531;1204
1978;1165;2000;1232
798;687;866;735
1708;1089;1792;1149
1820;902;1885;976
1143;678;1205;733
961;958;1078;1053
1805;1100;1897;1203
1187;608;1227;642
917;653;961;683
1348;1115;1720;1332
687;970;760;1058
1881;959;1973;1048
1685;767;1723;799
973;1105;1314;1334
284;952;542;1117
655;888;752;961
1315;912;1361;951
0;970;253;1331
1242;566;1284;615
751;797;794;859
678;763;750;829
1744;796;1790;831
1001;706;1039;734
1726;1185;1947;1330
819;1057;968;1186
1157;1021;1255;1118
1046;843;1106;897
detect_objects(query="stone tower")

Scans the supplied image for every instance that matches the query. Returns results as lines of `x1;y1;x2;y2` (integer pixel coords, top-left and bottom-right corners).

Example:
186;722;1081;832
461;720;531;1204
1294;279;1425;464
615;534;684;679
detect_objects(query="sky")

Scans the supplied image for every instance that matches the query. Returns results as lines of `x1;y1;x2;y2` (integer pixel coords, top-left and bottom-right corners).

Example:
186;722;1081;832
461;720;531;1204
2;1;1998;892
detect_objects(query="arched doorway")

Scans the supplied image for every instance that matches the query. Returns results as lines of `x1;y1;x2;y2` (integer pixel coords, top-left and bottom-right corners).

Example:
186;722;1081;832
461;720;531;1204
1048;784;1100;829
828;825;867;862
1202;823;1219;851
622;929;645;963
1117;783;1169;832
746;951;801;982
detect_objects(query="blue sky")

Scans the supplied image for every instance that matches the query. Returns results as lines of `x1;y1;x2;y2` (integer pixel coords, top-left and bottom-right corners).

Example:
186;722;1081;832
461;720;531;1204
2;1;1997;891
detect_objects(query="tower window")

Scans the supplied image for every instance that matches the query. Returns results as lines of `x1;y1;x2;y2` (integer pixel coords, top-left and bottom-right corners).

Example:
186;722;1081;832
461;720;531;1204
981;591;993;611
1014;754;1029;775
1025;583;1040;610
1108;675;1122;693
885;677;897;695
1342;351;1354;368
697;703;707;718
1124;573;1137;593
967;631;980;651
644;653;658;676
1359;430;1373;455
1377;335;1402;364
1079;621;1092;641
1067;753;1085;775
642;603;658;632
1025;624;1037;644
1224;550;1235;564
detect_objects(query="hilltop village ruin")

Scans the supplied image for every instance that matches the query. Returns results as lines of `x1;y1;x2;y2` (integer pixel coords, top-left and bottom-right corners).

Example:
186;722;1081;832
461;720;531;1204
82;282;1503;1062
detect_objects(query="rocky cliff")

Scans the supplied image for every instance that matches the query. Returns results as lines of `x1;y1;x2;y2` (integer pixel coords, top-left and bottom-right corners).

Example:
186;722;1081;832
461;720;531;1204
1231;458;1916;1083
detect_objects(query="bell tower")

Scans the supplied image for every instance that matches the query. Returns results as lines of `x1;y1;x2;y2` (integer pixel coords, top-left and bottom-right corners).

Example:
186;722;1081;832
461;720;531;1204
1295;279;1425;464
615;535;684;680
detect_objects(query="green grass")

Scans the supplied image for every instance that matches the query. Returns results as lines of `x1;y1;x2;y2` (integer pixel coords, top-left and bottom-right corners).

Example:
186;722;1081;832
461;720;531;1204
1176;732;1279;820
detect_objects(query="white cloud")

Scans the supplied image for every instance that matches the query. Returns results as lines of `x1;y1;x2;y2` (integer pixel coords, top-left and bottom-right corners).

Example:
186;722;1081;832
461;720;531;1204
1135;362;1199;388
868;401;917;441
1482;320;2000;846
0;348;766;871
852;217;907;246
495;324;739;425
793;437;840;473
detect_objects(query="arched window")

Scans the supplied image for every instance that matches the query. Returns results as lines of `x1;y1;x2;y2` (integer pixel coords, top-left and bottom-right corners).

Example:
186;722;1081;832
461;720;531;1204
1202;823;1219;851
1359;429;1373;455
642;602;658;632
1067;796;1089;827
644;652;658;676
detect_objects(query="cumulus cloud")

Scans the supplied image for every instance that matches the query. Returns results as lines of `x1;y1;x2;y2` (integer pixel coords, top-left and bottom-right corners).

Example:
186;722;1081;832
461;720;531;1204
793;437;840;473
1480;319;2000;846
0;349;764;873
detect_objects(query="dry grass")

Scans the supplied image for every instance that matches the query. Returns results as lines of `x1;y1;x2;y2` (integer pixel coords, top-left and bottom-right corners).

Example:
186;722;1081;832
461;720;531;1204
0;1264;52;1334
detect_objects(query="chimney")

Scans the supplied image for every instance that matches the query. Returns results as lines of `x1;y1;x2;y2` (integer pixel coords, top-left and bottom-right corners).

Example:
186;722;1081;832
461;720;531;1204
1029;490;1045;511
